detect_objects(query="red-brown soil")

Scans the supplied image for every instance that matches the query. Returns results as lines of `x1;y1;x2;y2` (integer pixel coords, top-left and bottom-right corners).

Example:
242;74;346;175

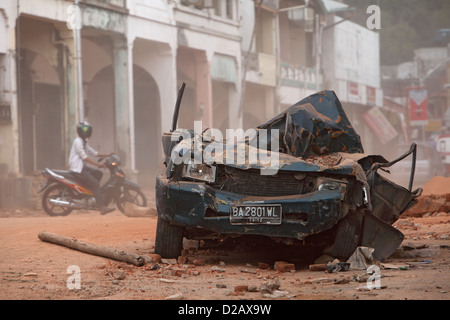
1;179;449;301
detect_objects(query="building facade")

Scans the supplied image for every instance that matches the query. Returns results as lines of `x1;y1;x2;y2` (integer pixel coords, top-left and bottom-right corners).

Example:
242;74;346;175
0;0;385;208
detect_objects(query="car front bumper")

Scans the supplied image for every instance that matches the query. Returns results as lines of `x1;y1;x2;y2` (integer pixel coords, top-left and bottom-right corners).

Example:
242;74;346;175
156;175;345;240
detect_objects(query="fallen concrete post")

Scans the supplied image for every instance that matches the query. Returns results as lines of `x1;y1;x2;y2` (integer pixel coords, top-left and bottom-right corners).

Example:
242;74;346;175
38;231;145;266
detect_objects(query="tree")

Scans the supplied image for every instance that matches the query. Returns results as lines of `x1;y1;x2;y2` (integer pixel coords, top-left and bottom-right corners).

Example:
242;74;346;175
344;0;450;65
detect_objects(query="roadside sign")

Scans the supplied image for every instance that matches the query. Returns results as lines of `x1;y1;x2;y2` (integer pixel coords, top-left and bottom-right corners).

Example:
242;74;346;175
362;107;398;144
408;88;428;125
424;120;442;132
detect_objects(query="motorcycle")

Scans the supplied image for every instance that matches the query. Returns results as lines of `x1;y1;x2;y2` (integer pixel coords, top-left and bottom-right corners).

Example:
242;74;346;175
39;154;147;216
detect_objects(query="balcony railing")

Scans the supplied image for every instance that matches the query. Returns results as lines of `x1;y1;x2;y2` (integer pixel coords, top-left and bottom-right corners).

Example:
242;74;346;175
280;61;322;90
81;0;127;12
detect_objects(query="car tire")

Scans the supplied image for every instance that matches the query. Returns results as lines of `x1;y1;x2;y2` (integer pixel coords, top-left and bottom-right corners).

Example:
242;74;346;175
154;214;185;259
325;211;364;260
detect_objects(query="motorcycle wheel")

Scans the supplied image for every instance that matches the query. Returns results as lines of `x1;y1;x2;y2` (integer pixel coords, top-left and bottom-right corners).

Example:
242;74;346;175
115;186;147;213
42;184;75;216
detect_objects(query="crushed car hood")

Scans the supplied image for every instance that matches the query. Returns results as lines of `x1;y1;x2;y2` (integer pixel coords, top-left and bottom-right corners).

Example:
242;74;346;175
175;90;388;176
202;142;386;177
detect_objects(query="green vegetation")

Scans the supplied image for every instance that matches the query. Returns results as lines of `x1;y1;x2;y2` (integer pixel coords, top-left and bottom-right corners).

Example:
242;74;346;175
344;0;450;65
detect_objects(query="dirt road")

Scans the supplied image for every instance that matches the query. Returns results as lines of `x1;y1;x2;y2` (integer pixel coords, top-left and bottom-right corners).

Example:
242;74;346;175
1;195;449;301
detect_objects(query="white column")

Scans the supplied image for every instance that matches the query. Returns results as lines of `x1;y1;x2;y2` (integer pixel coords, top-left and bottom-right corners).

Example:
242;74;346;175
113;36;132;171
127;38;136;173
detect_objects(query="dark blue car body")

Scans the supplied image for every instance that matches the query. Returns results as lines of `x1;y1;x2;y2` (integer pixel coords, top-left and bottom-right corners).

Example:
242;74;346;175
155;89;421;261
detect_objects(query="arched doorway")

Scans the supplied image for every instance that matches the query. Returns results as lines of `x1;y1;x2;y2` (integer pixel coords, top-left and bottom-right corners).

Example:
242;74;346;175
133;65;160;187
18;49;64;173
85;65;116;154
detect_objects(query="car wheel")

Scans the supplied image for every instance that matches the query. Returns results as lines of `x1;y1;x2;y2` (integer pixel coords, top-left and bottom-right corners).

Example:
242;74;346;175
154;214;185;259
325;211;364;260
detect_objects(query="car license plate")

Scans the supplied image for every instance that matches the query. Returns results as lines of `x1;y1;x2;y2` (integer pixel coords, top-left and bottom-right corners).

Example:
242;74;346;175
230;204;282;225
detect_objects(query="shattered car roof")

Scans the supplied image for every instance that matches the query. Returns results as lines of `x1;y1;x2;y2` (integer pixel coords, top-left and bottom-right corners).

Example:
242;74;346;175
258;90;365;158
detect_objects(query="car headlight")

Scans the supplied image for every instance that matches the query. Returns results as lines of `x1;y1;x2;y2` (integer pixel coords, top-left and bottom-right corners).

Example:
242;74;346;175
183;161;217;183
318;180;342;191
317;178;347;200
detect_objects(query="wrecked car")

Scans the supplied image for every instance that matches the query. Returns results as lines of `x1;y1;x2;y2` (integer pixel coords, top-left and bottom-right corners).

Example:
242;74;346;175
154;83;422;262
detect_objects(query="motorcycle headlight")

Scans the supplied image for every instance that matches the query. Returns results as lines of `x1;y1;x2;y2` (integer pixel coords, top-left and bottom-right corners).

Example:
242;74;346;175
183;161;216;183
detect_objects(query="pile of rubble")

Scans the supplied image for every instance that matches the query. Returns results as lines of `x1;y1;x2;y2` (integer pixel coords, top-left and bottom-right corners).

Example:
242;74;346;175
403;176;450;217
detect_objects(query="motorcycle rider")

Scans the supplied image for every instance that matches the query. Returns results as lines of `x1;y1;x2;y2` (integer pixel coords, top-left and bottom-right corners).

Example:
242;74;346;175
69;121;115;215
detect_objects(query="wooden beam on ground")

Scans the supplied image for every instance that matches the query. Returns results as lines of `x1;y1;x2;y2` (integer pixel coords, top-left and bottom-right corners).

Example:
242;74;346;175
38;231;145;266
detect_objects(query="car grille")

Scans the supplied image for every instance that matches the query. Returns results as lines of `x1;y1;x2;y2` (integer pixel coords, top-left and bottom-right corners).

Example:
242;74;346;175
211;166;316;197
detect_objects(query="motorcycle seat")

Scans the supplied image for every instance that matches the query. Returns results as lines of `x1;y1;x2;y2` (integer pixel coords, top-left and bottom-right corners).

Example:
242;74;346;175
52;169;76;179
48;169;88;186
45;168;103;187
